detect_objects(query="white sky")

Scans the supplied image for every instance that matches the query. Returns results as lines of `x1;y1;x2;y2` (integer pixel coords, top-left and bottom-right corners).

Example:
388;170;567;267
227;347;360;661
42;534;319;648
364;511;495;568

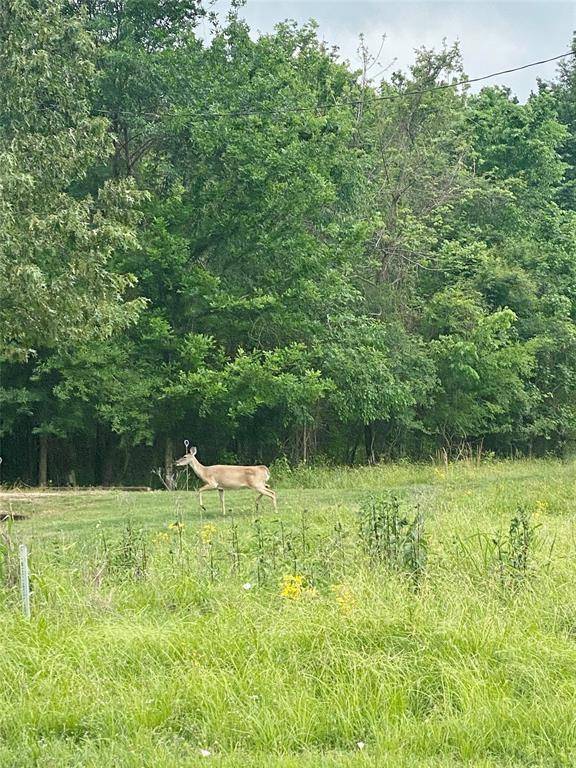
208;0;576;101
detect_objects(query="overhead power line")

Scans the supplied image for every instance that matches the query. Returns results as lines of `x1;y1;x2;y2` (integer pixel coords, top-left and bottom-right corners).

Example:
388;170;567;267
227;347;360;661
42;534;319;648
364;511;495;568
95;49;575;122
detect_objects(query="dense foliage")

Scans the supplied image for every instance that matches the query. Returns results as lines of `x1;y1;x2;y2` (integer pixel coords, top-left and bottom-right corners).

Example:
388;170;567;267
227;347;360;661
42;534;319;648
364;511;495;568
1;1;575;485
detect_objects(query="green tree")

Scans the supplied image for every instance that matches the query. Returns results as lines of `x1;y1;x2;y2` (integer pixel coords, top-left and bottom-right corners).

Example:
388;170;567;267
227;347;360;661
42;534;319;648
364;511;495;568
546;38;576;210
2;11;575;484
0;0;145;360
86;18;369;468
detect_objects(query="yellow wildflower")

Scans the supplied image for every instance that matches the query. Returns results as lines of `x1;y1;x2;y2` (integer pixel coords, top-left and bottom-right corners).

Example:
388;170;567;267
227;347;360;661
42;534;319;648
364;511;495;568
280;574;317;600
331;583;355;614
155;532;170;543
280;574;304;600
200;523;217;544
168;521;185;531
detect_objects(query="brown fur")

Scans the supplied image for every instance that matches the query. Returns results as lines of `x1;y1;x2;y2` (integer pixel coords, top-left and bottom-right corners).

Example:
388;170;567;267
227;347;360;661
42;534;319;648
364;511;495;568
174;448;276;514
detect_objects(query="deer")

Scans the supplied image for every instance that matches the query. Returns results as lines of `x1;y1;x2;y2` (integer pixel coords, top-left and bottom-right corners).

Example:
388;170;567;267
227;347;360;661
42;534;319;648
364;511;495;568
174;446;277;515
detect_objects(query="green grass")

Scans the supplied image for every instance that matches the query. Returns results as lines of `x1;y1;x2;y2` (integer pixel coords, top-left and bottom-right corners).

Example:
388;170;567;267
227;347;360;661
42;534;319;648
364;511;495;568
1;458;575;767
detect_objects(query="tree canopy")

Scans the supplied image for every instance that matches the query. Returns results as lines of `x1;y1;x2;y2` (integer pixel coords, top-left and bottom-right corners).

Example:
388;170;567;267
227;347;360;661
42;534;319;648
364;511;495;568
1;1;575;485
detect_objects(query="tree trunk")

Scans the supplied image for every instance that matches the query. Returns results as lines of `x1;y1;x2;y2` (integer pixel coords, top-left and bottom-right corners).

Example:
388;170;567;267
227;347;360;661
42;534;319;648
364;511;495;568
28;430;36;485
364;423;376;464
164;436;174;490
347;429;360;465
39;434;48;487
102;452;114;486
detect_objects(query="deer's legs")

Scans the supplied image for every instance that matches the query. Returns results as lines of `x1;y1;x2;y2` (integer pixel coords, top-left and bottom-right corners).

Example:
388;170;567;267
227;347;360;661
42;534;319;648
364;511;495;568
197;483;217;510
254;486;277;512
269;488;277;512
218;488;226;516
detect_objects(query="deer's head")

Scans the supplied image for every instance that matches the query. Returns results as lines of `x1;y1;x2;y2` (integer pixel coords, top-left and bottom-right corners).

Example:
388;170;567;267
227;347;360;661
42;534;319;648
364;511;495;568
174;446;197;466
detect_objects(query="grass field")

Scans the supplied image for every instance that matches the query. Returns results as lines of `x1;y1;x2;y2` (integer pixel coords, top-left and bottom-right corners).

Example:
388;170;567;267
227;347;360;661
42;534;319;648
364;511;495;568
0;459;575;767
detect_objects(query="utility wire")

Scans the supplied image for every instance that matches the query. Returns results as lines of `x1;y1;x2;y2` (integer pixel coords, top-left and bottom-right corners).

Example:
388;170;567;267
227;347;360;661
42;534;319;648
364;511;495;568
92;49;575;121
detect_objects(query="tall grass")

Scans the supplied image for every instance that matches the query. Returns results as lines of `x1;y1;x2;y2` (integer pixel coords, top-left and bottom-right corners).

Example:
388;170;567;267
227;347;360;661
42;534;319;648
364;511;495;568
0;458;575;767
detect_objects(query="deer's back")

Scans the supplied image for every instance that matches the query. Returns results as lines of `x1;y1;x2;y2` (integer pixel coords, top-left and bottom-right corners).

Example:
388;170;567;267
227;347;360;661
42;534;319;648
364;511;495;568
208;464;270;489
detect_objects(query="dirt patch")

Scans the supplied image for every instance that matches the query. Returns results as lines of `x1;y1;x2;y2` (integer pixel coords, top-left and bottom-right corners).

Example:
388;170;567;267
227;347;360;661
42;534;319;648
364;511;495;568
0;487;151;500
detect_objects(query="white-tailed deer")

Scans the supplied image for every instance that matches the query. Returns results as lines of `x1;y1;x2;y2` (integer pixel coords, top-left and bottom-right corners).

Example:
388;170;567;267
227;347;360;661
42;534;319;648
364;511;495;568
174;447;277;515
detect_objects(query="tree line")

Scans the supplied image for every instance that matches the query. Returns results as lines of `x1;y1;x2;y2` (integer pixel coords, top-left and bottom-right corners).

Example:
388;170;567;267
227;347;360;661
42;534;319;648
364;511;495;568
1;0;575;486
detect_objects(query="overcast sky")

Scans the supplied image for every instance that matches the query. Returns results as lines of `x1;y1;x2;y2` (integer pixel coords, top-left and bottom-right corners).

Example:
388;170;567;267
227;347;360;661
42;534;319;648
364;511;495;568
210;1;575;101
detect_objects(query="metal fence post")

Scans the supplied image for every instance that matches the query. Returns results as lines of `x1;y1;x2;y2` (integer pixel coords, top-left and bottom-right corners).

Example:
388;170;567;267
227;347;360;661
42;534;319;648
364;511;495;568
19;544;31;619
184;439;190;492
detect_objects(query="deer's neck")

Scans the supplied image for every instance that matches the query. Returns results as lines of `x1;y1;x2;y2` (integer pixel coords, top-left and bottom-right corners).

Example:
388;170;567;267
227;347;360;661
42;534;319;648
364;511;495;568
190;455;208;482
